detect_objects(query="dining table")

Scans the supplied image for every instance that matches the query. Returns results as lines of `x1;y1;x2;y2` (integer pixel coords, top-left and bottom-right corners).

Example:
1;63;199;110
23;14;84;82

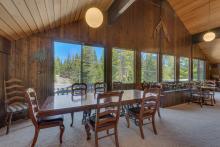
38;90;145;117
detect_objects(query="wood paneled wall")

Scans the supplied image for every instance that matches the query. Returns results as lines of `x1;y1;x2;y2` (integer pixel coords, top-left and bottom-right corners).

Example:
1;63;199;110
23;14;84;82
0;36;10;127
7;0;205;103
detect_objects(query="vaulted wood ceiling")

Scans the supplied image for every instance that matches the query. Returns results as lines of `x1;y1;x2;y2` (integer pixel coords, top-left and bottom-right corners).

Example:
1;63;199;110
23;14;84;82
168;0;220;63
198;39;220;63
168;0;220;35
0;0;113;41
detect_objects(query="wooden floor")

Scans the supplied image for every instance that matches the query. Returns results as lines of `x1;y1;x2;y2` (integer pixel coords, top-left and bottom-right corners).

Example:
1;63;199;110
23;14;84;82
1;94;220;147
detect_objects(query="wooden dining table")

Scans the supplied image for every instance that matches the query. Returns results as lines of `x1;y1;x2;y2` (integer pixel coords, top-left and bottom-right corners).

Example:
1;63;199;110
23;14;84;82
38;90;144;117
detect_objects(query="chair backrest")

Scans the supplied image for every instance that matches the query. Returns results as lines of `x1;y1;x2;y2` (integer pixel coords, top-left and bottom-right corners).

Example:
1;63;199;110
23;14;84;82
94;82;107;94
95;91;123;128
25;88;39;127
72;83;87;95
142;81;150;90
140;88;160;117
4;78;25;105
112;81;123;90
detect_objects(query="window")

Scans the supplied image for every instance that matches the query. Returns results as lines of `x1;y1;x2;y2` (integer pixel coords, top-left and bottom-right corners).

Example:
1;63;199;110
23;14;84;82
162;55;175;82
179;57;189;81
141;52;157;82
193;59;206;81
82;45;104;85
112;48;134;83
54;41;104;92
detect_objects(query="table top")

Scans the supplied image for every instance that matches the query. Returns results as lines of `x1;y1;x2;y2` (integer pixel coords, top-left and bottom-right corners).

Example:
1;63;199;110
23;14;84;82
39;90;144;117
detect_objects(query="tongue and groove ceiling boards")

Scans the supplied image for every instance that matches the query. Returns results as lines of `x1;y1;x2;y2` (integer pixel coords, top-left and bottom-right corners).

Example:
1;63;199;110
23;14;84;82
168;0;220;34
168;0;220;63
0;0;114;41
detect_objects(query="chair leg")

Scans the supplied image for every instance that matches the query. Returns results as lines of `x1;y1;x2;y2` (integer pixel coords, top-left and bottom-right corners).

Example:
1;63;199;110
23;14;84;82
199;97;203;108
60;124;65;143
70;113;74;127
114;126;119;147
32;127;39;147
125;113;130;128
95;132;98;147
213;95;216;104
138;120;144;139
211;96;214;106
85;123;91;140
152;115;157;135
157;107;161;118
157;100;161;118
6;112;13;135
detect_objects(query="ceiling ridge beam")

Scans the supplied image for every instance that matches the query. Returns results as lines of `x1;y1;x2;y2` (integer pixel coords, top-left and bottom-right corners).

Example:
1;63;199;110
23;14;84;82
108;0;136;24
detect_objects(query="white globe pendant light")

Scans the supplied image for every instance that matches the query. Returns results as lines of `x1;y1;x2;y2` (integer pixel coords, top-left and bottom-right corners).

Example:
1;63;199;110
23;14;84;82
203;32;216;42
85;7;103;28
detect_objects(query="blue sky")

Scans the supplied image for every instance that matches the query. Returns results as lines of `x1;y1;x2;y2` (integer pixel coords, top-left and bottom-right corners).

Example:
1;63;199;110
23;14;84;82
54;41;103;63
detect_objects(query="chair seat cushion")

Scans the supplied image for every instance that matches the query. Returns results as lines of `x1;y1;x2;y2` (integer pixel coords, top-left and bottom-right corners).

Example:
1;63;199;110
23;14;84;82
38;115;64;124
89;113;115;128
128;107;141;114
128;106;154;115
7;102;28;113
192;93;201;97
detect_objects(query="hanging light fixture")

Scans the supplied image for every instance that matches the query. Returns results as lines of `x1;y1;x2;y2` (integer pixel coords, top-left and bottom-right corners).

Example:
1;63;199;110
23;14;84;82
203;31;216;42
203;0;215;42
85;7;103;28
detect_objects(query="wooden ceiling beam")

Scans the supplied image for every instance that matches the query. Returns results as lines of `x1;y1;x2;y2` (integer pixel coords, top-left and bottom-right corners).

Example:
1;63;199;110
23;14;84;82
108;0;136;24
192;27;220;43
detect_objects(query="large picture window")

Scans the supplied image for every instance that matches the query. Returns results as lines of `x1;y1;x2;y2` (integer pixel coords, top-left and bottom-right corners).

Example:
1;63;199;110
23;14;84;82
193;59;206;81
54;41;104;92
162;55;175;82
179;57;189;81
112;48;134;83
141;52;157;82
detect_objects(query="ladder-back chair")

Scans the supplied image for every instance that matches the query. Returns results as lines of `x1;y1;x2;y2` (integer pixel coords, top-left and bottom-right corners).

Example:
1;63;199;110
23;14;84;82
85;91;123;147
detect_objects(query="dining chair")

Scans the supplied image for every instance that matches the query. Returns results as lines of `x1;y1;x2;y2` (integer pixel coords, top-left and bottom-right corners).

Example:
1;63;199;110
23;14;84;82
4;78;28;134
150;83;163;118
203;80;216;104
112;81;123;90
125;88;160;139
190;85;203;107
85;91;123;147
112;81;127;117
71;83;87;126
94;82;107;96
142;81;150;90
25;88;65;147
